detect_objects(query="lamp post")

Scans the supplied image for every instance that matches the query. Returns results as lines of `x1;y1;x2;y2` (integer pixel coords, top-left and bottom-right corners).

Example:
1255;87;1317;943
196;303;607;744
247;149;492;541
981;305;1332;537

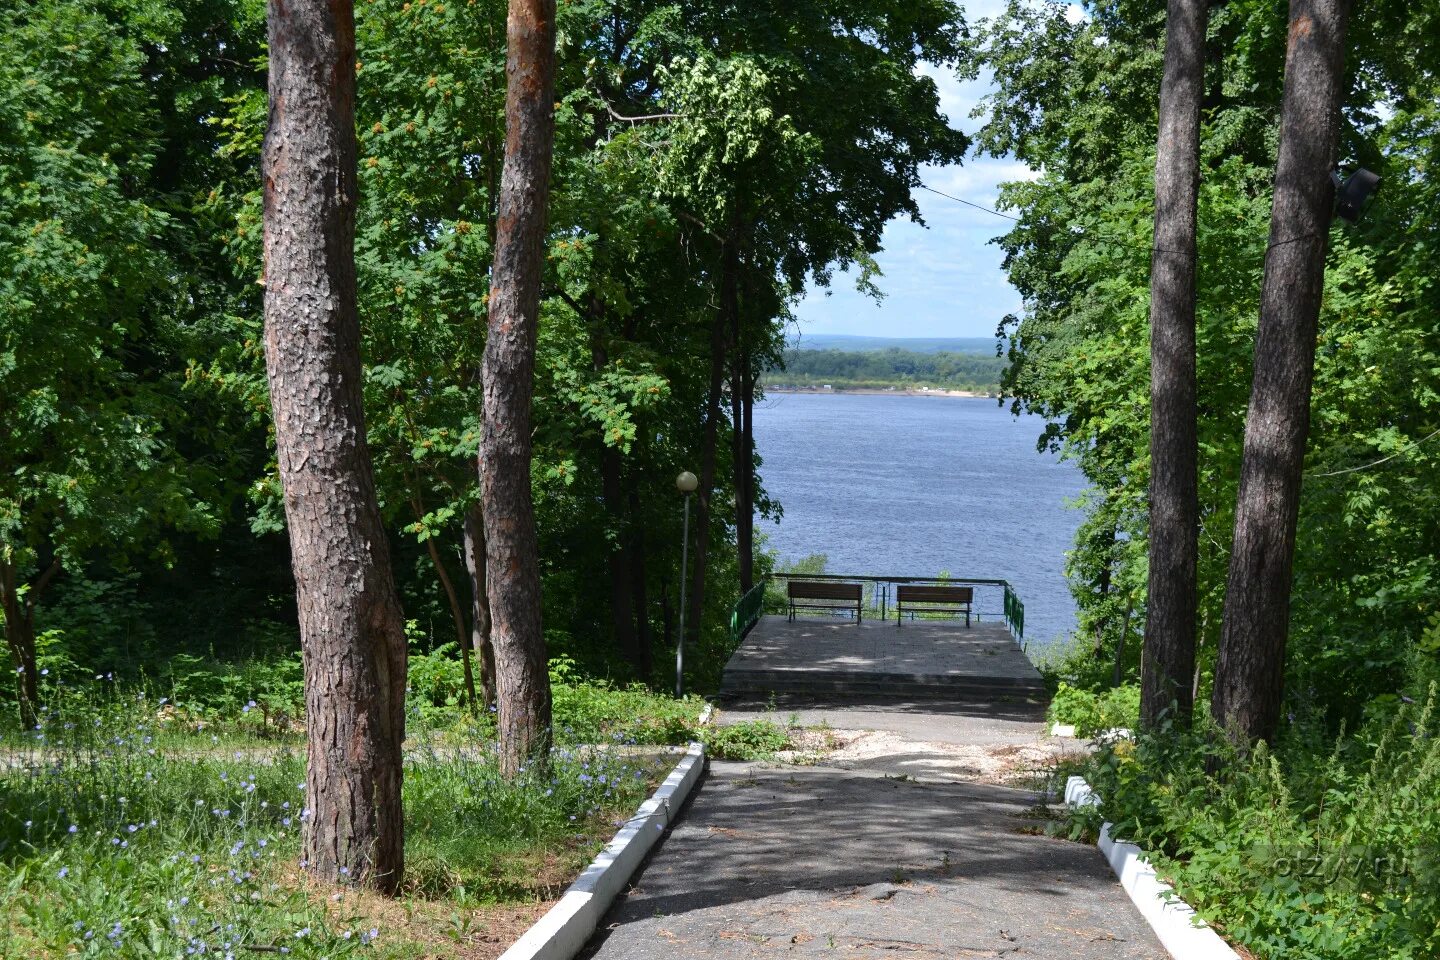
674;470;698;697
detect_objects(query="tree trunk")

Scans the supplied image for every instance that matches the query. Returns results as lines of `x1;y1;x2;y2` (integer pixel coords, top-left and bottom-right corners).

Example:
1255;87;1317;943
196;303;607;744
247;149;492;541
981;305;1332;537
740;357;755;590
1141;0;1207;729
262;0;408;893
1213;0;1351;745
463;502;497;704
1;561;41;728
589;324;641;672
627;483;653;679
730;304;754;594
685;251;733;649
1092;524;1116;658
481;0;557;776
419;518;478;710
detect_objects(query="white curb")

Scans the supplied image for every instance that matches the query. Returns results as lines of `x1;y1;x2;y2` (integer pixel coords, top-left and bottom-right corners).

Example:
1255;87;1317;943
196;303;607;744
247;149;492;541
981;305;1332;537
1065;776;1240;960
499;742;707;960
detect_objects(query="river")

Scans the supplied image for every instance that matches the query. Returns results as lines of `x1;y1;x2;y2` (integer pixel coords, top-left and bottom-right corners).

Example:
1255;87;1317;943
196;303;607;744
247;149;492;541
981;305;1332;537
752;391;1086;650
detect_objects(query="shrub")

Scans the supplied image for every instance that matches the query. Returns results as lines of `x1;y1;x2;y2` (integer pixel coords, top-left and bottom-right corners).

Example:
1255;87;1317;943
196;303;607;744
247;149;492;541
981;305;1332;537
702;719;792;760
1066;687;1440;960
1047;681;1139;735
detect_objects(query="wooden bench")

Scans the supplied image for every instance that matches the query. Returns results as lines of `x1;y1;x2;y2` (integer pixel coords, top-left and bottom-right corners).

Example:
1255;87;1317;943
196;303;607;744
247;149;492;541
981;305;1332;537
787;580;863;624
896;585;973;627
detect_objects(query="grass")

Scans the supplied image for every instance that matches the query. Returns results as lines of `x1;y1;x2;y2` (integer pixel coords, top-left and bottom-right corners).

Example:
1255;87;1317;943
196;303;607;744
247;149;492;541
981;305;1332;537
0;670;706;959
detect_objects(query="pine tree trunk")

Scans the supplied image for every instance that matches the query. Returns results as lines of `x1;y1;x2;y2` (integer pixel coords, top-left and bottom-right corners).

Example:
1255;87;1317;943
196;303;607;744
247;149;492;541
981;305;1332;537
262;0;408;893
686;250;733;649
481;0;557;776
1141;0;1207;728
1214;0;1351;744
463;502;497;704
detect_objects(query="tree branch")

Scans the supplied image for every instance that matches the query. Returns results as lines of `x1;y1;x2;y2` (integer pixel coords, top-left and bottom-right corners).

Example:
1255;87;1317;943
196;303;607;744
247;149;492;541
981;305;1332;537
24;559;62;624
602;100;681;123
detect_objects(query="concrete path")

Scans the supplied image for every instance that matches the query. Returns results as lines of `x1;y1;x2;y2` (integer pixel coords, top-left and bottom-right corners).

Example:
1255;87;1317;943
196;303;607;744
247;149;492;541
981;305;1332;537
582;700;1166;960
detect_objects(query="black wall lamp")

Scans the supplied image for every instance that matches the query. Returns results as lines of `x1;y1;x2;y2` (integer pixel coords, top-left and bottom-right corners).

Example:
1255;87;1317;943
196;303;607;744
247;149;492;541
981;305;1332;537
1332;166;1380;222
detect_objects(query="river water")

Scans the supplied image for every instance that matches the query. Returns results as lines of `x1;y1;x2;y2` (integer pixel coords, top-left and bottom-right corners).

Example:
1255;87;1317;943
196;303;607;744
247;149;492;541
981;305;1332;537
752;391;1085;649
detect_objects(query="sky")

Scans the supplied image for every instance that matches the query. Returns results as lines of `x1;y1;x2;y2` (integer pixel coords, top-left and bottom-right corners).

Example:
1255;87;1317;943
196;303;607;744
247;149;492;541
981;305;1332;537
792;2;1081;341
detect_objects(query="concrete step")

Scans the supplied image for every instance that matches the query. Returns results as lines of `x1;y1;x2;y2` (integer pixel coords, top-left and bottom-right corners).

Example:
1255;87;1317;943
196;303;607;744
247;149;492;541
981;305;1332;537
719;669;1047;701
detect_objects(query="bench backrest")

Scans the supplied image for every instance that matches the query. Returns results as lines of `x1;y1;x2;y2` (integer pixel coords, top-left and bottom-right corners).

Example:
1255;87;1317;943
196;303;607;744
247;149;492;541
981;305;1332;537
787;580;862;601
896;585;973;604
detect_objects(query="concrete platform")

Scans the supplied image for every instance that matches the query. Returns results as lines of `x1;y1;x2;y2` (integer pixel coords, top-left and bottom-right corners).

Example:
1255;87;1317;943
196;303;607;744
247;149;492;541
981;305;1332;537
719;615;1046;705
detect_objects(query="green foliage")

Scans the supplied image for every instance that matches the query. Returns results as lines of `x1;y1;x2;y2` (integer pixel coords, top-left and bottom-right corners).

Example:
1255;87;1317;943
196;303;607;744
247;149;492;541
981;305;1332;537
1069;690;1440;959
0;0;226;632
1046;682;1139;736
702;719;793;761
548;657;707;746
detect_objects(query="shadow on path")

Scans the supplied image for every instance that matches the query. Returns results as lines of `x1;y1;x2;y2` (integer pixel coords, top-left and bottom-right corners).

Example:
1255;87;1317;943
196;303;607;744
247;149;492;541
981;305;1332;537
582;762;1165;960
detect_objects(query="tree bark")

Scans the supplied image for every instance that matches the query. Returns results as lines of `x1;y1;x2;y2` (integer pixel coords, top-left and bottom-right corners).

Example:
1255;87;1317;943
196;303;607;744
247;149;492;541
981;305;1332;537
626;483;653;679
1213;0;1351;745
463;502;497;704
418;515;478;710
740;356;755;591
262;0;408;893
0;560;47;728
729;296;754;594
1141;0;1207;729
481;0;557;776
685;246;734;649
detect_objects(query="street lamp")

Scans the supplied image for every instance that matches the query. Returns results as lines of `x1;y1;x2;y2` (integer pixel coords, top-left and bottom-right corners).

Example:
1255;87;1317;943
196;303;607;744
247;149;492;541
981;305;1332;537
674;471;698;697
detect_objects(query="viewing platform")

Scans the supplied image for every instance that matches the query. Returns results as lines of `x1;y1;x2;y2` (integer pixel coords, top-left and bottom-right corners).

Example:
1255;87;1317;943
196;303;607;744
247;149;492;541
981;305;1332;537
719;575;1046;709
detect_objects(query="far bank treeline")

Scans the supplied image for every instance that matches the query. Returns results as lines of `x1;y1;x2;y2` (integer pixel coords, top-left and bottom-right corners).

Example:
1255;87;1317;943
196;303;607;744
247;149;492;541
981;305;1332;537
766;348;1005;394
0;0;969;712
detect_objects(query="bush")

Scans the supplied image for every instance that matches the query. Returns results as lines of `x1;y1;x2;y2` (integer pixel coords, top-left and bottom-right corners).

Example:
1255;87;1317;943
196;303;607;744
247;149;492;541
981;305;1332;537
1047;682;1139;736
549;656;706;746
702;719;792;760
1066;687;1440;960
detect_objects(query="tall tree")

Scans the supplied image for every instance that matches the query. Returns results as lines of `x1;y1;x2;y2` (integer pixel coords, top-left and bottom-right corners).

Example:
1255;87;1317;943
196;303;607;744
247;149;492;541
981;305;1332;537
262;0;408;892
1141;0;1208;727
481;0;558;775
1213;0;1353;743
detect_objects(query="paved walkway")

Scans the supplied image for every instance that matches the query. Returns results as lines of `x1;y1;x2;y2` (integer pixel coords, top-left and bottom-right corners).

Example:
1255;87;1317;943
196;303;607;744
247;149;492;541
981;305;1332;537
582;705;1165;959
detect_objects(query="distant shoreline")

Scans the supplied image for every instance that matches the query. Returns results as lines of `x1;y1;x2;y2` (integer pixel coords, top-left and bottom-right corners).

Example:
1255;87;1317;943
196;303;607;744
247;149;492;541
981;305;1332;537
766;386;996;399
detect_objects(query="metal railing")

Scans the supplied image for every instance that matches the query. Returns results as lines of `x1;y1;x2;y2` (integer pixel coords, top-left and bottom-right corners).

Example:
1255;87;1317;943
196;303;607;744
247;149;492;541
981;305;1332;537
749;572;1026;645
728;581;767;644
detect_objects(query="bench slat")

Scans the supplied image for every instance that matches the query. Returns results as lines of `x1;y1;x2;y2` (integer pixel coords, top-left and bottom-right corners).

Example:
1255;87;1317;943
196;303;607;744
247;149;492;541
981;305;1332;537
896;585;973;604
788;581;862;601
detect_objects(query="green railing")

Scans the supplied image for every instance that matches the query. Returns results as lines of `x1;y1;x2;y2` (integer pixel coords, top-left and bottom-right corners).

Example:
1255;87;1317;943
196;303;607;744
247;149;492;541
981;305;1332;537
1003;584;1025;643
729;581;767;644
